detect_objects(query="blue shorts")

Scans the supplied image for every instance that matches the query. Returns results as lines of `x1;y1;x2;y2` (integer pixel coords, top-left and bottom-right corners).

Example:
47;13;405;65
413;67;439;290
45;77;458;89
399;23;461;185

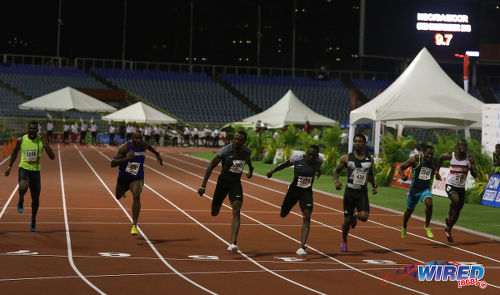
406;189;432;209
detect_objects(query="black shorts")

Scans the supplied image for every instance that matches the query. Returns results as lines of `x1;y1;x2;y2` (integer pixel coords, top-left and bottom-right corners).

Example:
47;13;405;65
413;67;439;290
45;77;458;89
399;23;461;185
117;177;144;192
18;167;41;194
281;186;313;213
343;187;369;216
212;177;243;207
445;184;466;209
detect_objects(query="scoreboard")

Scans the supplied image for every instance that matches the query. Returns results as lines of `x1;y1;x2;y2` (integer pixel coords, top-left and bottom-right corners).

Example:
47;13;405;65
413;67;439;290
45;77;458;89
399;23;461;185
365;0;480;59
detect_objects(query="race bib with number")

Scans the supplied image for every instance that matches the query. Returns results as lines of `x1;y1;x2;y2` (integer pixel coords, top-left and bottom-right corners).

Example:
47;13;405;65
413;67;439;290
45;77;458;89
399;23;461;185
229;160;246;173
353;170;367;185
25;149;38;163
418;167;432;181
454;174;466;186
297;176;313;188
125;162;140;175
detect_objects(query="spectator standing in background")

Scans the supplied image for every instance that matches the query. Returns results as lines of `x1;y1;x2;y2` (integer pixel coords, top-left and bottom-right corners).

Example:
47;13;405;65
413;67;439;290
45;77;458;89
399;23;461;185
37;123;42;135
80;121;88;145
183;125;191;146
203;125;211;147
119;122;126;145
90;121;97;145
193;126;199;148
126;124;133;141
109;124;116;146
304;121;312;134
46;120;54;144
63;121;70;145
144;125;152;144
71;122;79;143
213;128;220;148
154;125;160;146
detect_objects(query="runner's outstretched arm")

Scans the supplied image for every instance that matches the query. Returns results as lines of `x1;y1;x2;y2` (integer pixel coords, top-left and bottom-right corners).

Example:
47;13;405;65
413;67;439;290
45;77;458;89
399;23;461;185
266;160;292;178
435;152;452;181
197;156;221;196
146;142;163;165
42;136;55;160
246;157;254;179
4;138;22;177
333;155;348;190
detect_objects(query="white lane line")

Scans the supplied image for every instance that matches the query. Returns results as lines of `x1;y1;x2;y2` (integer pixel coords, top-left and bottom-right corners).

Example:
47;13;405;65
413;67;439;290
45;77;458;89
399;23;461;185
0;184;19;221
76;146;217;295
94;147;326;295
0;266;413;282
58;144;106;294
0;155;11;165
99;148;427;295
166;151;500;264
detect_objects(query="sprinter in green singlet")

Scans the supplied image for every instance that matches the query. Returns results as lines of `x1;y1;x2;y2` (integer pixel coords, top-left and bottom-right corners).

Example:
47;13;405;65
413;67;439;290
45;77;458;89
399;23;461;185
5;121;55;231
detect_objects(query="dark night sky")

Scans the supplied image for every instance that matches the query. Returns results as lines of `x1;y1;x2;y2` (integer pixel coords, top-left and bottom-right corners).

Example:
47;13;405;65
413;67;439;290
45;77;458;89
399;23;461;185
1;0;498;70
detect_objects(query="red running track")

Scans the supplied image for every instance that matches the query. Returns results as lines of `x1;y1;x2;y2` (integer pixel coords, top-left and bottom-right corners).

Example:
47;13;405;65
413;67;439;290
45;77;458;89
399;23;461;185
0;145;499;294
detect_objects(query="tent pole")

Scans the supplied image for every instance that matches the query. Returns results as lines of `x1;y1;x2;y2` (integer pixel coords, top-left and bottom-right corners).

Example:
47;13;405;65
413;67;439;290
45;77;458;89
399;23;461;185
464;121;471;138
348;123;355;153
397;122;404;140
374;121;381;158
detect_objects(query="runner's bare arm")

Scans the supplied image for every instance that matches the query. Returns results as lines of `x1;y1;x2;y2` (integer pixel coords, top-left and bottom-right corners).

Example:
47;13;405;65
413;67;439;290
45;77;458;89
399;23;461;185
246;157;254;179
266;160;292;178
198;155;221;196
469;155;478;178
398;155;417;181
111;144;134;167
369;157;377;195
333;155;348;190
146;143;163;165
41;136;55;160
316;168;321;179
435;152;452;180
4;138;22;176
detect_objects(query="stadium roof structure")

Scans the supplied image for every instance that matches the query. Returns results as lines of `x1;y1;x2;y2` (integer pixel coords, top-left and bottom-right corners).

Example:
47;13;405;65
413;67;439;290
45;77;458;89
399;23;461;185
350;47;483;126
101;102;177;124
18;87;117;113
241;89;336;128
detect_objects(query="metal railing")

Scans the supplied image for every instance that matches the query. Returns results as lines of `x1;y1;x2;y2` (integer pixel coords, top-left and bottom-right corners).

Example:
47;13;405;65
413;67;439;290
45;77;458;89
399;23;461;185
2;54;70;67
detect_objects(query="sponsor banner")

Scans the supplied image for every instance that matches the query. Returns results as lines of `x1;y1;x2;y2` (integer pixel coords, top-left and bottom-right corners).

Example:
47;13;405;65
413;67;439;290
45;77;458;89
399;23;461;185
431;168;475;197
481;174;500;208
390;162;412;189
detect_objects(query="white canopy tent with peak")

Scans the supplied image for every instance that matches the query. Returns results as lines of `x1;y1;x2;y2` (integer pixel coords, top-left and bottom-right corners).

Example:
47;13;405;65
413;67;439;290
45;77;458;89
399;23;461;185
19;87;117;113
101;102;177;124
242;89;336;128
348;48;483;157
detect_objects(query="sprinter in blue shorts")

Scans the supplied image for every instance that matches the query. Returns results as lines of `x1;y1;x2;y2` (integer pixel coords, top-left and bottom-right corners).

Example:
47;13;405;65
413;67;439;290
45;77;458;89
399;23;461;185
398;145;435;239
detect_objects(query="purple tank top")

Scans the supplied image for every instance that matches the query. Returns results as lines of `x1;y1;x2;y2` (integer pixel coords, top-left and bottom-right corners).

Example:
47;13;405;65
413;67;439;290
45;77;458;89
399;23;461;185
118;141;145;179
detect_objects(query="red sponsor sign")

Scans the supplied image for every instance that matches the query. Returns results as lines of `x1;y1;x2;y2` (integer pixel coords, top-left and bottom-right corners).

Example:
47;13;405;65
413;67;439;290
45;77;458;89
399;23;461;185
390;162;412;189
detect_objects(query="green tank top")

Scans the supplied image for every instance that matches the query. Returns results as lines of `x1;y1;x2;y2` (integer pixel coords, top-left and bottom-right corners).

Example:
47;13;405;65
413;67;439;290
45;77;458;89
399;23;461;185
19;134;43;171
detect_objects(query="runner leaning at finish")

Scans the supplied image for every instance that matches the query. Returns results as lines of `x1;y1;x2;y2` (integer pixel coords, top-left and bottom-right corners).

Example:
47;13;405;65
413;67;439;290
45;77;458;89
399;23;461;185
111;130;163;235
4;121;55;232
398;145;436;239
266;145;323;257
333;134;377;253
197;131;253;253
435;139;477;243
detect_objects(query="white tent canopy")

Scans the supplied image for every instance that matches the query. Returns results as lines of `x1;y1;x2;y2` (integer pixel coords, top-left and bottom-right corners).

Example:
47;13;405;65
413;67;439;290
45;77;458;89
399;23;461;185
242;89;336;128
102;102;177;124
19;87;117;112
348;48;483;156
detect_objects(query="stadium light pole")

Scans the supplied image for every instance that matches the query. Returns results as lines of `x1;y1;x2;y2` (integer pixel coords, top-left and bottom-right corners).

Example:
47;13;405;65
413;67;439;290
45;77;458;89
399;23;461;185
121;0;127;69
56;0;63;59
291;0;296;77
257;4;262;75
189;0;194;72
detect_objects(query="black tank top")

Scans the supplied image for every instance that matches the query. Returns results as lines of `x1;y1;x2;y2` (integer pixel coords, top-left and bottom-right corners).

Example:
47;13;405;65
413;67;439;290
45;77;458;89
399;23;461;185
347;152;372;191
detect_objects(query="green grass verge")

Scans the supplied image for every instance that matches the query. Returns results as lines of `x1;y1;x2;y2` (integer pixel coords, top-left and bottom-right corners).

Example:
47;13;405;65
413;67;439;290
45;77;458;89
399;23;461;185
190;152;500;237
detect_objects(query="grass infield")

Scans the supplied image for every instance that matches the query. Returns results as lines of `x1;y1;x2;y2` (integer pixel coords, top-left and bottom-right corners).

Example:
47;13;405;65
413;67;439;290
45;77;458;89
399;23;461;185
190;152;500;238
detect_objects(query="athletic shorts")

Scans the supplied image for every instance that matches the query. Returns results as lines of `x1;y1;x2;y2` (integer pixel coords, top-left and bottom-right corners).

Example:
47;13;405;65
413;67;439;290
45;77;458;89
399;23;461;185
212;178;243;207
407;189;432;209
281;186;313;214
117;177;144;192
445;184;466;209
343;187;369;216
18;167;41;193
